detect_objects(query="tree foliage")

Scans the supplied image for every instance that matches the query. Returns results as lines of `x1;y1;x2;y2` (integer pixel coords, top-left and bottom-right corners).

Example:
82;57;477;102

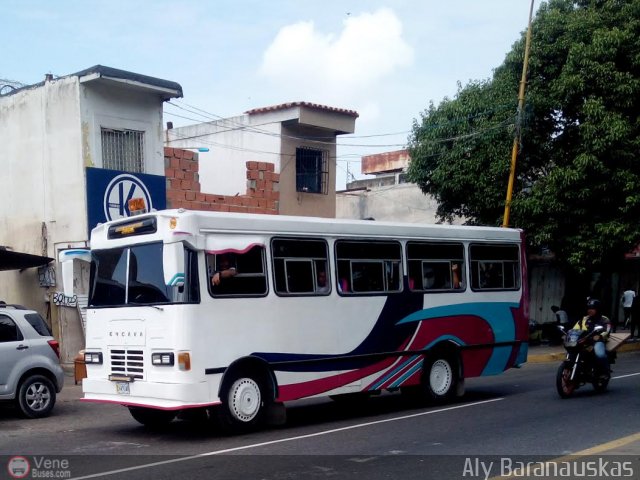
407;0;640;273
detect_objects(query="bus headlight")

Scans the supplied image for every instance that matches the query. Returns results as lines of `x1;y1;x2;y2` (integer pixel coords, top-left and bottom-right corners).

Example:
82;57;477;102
151;352;175;366
84;352;103;364
178;352;191;371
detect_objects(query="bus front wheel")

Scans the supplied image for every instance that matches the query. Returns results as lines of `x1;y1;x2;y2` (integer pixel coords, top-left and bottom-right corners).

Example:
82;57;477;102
422;355;458;402
217;374;267;433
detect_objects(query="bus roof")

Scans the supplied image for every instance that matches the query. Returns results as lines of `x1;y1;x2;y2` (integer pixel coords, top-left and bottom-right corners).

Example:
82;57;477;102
91;209;523;248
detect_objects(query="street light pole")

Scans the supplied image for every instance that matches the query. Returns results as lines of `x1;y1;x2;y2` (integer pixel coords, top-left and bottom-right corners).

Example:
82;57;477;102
502;0;535;228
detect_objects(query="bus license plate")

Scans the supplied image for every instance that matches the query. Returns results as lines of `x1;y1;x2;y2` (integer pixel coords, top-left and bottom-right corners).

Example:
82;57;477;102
116;382;130;395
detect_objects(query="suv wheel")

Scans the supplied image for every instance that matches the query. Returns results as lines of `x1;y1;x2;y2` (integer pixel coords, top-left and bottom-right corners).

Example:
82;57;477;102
16;375;56;418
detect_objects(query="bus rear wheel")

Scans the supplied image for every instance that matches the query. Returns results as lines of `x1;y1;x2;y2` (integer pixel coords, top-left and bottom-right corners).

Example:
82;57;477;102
128;407;176;428
217;374;268;433
422;355;457;402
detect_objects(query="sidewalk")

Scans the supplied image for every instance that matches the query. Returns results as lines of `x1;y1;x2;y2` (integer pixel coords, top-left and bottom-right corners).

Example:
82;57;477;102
527;336;640;363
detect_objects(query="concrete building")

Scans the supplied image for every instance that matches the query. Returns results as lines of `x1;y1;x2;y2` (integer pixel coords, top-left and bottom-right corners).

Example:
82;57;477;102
166;102;358;218
336;149;450;224
0;65;182;362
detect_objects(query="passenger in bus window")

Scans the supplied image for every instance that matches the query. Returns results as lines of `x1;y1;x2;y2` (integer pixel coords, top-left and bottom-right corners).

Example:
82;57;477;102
423;267;436;289
452;263;462;289
316;270;330;294
423;263;463;290
480;262;502;288
211;254;237;286
338;277;350;293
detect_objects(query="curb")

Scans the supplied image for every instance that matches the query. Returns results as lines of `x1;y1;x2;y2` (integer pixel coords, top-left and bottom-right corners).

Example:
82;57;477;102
527;339;640;364
527;352;566;363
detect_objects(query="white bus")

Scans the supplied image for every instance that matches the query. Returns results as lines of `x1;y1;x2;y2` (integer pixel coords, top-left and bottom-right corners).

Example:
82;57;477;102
82;209;529;431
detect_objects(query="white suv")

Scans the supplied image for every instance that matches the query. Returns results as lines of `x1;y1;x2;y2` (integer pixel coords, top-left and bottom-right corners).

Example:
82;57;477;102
0;304;64;418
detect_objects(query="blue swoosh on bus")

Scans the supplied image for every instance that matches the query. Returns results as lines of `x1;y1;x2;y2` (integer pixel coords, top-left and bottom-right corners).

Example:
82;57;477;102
166;273;185;286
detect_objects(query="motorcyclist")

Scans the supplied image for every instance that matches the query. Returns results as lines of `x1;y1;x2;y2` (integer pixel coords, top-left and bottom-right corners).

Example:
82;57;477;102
571;298;611;377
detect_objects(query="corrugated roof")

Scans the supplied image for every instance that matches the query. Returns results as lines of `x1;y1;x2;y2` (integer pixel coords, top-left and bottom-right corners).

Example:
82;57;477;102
245;101;359;118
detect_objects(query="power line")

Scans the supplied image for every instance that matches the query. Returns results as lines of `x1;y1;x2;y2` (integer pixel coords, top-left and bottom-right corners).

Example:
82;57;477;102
165;114;514;161
165;98;516;145
165;101;409;148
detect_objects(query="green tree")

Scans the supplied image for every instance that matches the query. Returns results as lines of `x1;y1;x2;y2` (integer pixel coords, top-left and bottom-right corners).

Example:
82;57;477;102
407;0;640;273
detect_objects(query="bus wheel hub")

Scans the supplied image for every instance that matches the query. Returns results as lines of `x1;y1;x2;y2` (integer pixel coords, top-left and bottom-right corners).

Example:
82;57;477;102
430;359;452;395
230;378;261;422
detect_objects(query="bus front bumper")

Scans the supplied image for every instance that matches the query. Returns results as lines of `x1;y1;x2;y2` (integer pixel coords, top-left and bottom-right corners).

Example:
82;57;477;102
81;378;219;410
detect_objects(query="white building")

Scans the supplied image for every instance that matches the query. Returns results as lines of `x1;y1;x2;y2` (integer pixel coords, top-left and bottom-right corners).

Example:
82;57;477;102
0;65;182;362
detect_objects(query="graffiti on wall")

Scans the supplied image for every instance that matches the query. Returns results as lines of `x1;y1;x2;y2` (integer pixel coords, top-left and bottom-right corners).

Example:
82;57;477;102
53;292;77;307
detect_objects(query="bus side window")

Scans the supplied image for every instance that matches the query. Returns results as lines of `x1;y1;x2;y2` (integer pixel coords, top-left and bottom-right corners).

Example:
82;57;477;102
406;242;465;292
208;245;267;297
271;238;330;296
469;244;520;290
335;240;402;295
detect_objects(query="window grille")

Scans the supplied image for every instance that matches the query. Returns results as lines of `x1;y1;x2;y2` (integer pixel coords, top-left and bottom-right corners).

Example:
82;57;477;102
296;147;328;194
101;127;145;173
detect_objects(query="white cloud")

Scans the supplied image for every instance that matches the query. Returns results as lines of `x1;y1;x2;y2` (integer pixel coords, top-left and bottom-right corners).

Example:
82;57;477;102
259;8;413;111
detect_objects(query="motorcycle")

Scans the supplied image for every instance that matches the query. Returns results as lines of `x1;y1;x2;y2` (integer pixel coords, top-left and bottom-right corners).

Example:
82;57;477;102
555;325;616;398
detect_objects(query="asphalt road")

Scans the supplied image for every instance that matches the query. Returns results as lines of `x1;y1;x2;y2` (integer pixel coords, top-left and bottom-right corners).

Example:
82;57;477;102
2;352;640;479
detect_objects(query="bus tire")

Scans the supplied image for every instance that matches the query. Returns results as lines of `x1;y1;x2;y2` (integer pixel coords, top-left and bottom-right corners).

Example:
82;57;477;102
422;354;458;403
128;407;176;428
217;373;268;433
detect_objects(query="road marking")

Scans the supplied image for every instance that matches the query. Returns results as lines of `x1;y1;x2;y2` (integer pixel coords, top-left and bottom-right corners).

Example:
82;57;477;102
70;397;503;479
612;372;640;380
490;432;640;479
571;431;640;456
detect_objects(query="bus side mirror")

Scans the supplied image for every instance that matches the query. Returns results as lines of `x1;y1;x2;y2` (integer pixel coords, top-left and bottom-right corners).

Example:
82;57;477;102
163;243;185;288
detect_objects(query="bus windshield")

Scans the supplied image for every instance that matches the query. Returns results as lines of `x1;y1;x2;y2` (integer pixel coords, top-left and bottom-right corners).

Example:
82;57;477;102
89;242;199;307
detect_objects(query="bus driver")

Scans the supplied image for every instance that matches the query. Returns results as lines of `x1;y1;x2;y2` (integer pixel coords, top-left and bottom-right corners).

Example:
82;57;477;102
211;254;237;286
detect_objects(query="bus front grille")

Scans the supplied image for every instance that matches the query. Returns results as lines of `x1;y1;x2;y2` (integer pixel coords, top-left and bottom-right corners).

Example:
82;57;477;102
110;349;144;380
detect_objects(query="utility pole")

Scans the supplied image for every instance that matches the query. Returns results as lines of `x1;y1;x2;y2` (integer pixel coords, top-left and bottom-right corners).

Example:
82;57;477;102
502;0;535;228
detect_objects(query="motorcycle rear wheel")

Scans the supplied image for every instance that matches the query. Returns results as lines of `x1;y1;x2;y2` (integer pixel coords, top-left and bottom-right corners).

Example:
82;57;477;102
556;364;576;398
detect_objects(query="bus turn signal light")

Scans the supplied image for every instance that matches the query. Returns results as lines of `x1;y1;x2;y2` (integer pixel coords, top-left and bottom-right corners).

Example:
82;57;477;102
178;352;191;371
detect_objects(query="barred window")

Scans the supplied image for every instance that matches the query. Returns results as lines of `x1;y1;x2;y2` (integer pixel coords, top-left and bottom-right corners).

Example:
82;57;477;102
296;147;328;194
101;127;145;173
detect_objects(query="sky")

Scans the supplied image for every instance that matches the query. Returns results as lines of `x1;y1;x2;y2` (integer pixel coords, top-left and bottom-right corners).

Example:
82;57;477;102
1;0;538;190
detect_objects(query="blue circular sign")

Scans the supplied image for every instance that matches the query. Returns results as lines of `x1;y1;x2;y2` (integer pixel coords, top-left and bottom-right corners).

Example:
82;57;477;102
103;174;153;221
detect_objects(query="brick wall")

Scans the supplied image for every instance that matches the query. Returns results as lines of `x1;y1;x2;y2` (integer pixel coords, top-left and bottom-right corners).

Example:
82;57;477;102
164;147;279;214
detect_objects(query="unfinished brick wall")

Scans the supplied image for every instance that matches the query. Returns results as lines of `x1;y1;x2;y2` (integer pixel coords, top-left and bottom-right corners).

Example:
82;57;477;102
164;147;279;214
